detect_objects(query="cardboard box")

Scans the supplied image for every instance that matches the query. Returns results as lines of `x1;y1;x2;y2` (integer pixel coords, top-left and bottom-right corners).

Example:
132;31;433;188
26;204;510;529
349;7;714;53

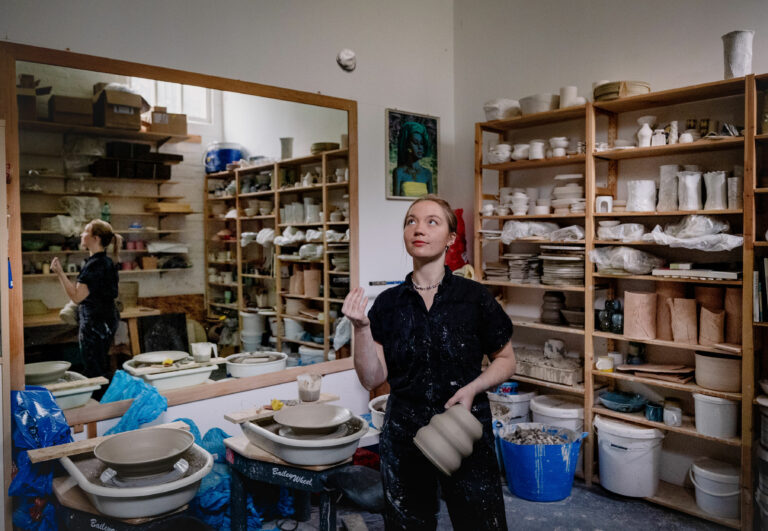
147;106;187;136
48;95;93;126
141;257;158;270
93;87;142;130
17;89;36;121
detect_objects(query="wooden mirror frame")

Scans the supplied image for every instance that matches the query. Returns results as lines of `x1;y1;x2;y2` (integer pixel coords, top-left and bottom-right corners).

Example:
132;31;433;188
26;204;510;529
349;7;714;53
0;42;358;427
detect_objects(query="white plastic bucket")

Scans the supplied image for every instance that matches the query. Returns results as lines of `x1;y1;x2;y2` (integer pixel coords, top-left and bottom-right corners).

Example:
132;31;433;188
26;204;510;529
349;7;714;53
594;415;664;497
240;311;265;334
488;390;537;417
690;458;740;520
758;445;768;494
695;352;741;392
693;393;739;438
298;345;324;365
241;330;261;351
530;394;585;473
284;318;304;340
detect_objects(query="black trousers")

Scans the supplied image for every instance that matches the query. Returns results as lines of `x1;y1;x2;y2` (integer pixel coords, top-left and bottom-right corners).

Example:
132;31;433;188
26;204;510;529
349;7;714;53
78;306;118;379
379;413;507;530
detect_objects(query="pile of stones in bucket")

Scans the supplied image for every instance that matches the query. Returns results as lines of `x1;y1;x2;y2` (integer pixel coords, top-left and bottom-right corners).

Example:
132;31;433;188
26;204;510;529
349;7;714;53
503;427;566;445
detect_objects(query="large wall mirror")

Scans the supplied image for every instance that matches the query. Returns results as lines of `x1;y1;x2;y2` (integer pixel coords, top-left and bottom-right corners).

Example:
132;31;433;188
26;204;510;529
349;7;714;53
4;44;358;423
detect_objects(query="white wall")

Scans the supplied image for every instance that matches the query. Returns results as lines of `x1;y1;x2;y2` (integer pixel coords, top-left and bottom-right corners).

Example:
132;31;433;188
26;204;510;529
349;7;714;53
0;0;456;296
453;0;768;257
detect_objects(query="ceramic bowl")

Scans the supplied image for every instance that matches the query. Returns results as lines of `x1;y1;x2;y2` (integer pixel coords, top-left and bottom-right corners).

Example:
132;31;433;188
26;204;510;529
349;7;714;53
532;205;550;215
25;361;71;385
244;207;257;217
599;220;621;227
274;404;352;433
487;151;511;164
368;394;389;429
549;137;569;149
94;428;195;478
413;406;483;476
637;115;657;127
520;94;559;115
483;99;521;121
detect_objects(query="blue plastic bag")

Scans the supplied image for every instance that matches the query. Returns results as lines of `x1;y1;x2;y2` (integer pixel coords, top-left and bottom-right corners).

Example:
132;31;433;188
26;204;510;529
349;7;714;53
105;386;167;435
12;497;57;531
100;370;149;403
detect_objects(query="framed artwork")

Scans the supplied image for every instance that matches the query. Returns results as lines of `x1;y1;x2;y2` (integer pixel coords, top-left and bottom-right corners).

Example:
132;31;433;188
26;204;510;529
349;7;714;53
385;109;438;200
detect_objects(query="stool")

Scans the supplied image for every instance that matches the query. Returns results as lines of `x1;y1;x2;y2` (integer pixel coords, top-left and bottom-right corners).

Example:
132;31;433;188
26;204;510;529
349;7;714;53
225;436;353;531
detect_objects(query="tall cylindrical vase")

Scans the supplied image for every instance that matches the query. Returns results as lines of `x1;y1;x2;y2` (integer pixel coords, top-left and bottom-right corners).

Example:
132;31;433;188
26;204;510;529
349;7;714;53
280;137;294;160
722;30;755;79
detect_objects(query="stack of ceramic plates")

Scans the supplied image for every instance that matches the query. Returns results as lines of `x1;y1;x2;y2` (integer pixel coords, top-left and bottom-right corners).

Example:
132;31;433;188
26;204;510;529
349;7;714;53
502;253;535;282
539;245;585;286
527;256;542;284
485;262;509;281
310;142;341;154
570;199;586;214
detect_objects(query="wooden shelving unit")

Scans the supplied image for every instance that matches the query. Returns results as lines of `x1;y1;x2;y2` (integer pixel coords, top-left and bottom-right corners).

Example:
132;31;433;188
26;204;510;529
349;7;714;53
18;121;193;283
203;150;352;361
474;75;759;528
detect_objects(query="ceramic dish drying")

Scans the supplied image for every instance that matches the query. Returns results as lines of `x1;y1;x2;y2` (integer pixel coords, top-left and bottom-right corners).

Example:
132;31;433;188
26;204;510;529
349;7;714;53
94;428;195;478
241;415;367;466
25;361;71;385
59;443;213;519
273;404;351;433
226;352;287;378
52;371;103;409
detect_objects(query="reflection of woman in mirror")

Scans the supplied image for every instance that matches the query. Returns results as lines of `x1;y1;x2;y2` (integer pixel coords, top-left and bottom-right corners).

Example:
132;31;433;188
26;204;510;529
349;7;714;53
51;220;122;378
343;195;514;529
393;121;434;197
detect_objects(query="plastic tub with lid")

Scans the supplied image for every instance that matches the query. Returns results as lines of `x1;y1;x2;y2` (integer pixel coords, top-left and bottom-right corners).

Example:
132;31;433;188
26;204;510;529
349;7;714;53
594;415;664;497
692;393;739;438
689;458;740;520
529;395;584;431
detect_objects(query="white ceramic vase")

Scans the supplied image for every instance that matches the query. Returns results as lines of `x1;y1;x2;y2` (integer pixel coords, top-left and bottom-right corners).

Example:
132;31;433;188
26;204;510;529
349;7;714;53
637;123;653;148
722;30;754;79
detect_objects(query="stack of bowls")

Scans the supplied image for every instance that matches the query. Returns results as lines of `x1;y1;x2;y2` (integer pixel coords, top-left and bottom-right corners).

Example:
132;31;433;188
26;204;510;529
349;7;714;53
488;143;512;164
520;94;560;115
549;137;570;158
551;183;584;215
509;191;529;216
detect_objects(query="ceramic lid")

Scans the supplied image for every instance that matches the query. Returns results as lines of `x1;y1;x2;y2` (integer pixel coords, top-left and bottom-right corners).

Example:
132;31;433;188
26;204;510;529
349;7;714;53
593;415;664;439
692;458;739;484
529;395;583;419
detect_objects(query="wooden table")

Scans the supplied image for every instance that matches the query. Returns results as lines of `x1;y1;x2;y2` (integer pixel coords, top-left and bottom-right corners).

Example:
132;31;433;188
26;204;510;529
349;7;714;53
24;306;161;356
225;436;351;531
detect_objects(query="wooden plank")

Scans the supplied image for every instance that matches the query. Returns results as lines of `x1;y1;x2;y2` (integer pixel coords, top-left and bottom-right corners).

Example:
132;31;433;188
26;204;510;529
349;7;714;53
593;273;742;286
583;102;597;487
24;306;160;328
481;153;585;171
594;137;743;160
594;331;742;355
479;279;586;292
41;376;108;392
614;364;691;373
224;435;351;471
512;374;585;395
26;421;191;463
122;357;225;376
478;105;586;131
593;209;742;217
507;315;585;336
224;393;340;424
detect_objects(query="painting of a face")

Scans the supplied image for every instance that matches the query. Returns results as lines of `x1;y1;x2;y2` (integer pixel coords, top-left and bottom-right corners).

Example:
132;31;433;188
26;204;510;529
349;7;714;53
386;109;439;200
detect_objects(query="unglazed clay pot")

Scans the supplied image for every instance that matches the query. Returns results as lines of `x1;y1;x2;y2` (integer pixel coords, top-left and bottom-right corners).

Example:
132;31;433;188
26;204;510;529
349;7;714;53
413;405;483;475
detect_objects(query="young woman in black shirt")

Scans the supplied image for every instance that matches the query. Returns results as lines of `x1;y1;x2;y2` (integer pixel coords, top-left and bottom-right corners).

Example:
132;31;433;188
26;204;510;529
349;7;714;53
51;219;122;378
343;195;515;530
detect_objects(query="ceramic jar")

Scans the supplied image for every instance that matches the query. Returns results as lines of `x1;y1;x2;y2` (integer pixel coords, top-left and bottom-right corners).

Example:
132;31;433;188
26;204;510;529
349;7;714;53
511;143;530;161
637;122;653;147
529;140;546;160
413;405;483;476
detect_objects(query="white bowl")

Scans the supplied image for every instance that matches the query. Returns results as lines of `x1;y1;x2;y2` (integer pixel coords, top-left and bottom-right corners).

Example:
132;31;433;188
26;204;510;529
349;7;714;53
532;205;550;215
487;151;511;164
520;94;559;115
549;137;569;149
599;220;621;227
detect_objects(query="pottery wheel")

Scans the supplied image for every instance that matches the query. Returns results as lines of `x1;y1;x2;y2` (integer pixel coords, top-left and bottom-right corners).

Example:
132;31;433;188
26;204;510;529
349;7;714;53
99;458;189;488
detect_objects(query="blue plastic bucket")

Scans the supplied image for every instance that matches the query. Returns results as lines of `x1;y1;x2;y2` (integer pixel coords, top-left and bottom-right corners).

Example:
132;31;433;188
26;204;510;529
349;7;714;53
204;142;244;173
499;422;587;502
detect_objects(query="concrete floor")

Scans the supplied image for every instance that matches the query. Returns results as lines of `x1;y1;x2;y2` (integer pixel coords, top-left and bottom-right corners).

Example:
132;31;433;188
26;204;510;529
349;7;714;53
263;481;728;530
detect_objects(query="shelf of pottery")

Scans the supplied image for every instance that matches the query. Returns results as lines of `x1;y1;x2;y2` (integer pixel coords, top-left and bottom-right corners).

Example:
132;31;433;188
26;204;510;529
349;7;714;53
475;75;760;529
19;125;194;283
204;149;351;362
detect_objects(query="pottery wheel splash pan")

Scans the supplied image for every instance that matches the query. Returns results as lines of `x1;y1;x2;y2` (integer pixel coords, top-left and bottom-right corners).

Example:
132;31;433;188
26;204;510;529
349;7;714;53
59;444;213;519
93;428;194;478
241;415;367;466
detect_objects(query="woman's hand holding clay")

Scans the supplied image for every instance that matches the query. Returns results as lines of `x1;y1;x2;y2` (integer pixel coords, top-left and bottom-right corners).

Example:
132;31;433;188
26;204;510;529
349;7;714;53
342;287;370;329
445;384;477;412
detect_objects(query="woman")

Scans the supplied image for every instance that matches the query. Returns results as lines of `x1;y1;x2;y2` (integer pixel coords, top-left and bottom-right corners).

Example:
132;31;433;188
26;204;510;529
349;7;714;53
342;195;515;530
51;220;122;378
393;121;434;197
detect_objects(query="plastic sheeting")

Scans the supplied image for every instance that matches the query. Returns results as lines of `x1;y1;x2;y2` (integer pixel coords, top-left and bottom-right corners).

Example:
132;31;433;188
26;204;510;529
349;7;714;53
589;246;665;275
99;370;168;435
641;215;743;252
501;221;560;244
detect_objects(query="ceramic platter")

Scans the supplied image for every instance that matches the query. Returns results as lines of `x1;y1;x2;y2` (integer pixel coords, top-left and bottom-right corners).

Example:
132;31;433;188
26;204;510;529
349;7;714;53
133;351;189;364
273;404;352;430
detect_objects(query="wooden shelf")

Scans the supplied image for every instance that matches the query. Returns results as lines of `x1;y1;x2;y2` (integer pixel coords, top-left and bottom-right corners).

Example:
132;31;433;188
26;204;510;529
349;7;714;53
482;154;586;171
484;239;587;245
279;313;323;325
238;190;275;198
23;249;148;256
593;273;742;285
592;406;741;446
206;170;234;180
328;270;350;276
240;215;275;221
645;481;740;530
508;314;585;335
21;190;184;200
240;273;273;279
326;181;350;189
19;120;192;144
755;187;768;194
481;213;585;221
480;279;585;292
755;133;768;143
208;302;238;310
208;281;238;288
593;209;742;217
21;210;193;217
280;337;326;348
23;173;181;185
594;137;743;160
479;105;586;131
278;222;323;228
207;196;237;201
753;321;768;327
591;369;741;400
592;330;742;356
592;77;745;113
279;292;325;302
23;229;186;235
208;260;236;266
24;268;188;279
513;374;585;394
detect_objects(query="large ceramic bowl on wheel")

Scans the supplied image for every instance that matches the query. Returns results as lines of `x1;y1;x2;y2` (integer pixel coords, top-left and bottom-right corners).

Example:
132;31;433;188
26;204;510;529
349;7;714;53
226;352;287;378
25;361;71;385
94;428;195;478
274;404;352;434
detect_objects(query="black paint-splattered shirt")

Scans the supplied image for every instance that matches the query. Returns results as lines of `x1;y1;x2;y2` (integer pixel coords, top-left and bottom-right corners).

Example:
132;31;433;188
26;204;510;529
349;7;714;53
368;266;513;417
77;251;119;317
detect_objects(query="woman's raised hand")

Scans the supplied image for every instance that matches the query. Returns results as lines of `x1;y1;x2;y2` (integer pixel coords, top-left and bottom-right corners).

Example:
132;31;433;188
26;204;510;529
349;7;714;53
50;257;62;274
342;287;370;329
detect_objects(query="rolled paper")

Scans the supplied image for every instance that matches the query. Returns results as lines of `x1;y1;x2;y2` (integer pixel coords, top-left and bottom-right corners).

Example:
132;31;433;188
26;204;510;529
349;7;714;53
668;298;698;344
624;291;657;339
